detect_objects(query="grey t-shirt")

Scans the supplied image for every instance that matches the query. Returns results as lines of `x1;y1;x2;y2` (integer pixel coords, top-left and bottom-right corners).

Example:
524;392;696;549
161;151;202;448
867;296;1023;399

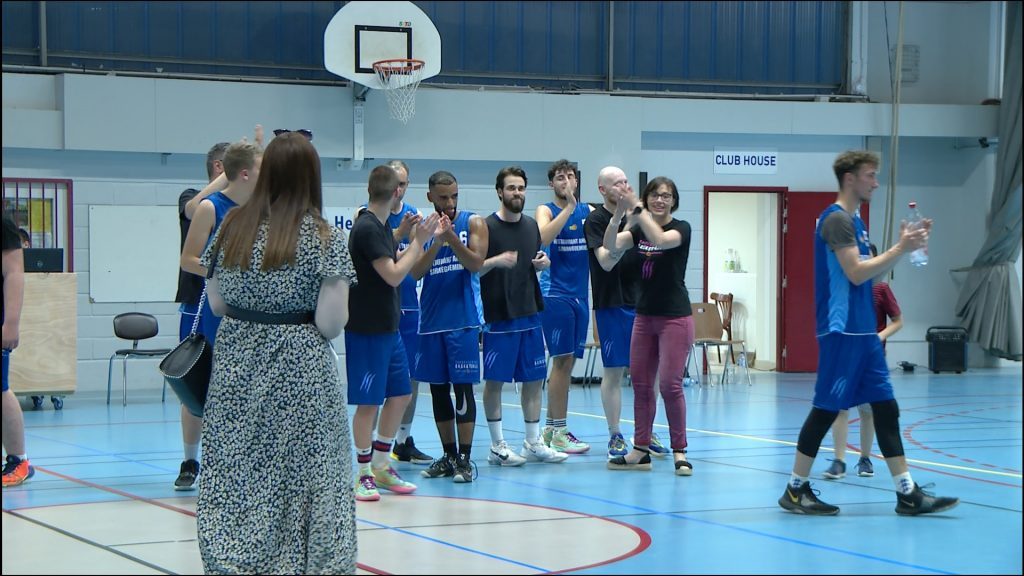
820;210;857;251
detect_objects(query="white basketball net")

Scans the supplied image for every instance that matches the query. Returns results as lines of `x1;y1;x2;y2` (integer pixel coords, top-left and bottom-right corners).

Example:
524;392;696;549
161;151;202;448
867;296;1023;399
373;59;425;124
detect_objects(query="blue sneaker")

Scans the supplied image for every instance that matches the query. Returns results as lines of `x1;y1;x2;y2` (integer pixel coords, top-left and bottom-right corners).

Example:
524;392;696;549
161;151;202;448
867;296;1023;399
648;433;670;457
823;459;846;480
856;456;874;477
607;433;628;459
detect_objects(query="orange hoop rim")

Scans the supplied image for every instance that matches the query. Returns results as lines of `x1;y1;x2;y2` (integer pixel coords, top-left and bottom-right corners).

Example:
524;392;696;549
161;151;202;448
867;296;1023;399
372;58;425;76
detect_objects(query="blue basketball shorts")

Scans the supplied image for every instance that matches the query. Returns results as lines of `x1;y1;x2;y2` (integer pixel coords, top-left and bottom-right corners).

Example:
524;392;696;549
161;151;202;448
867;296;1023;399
399;309;420;373
813;333;894;412
482;327;547;384
540;296;588;359
2;348;10;393
595;306;636;368
414;327;481;385
344;331;412;406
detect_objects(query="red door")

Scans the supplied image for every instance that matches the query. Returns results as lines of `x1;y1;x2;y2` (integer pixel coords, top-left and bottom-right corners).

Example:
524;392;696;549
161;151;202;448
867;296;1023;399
779;192;870;372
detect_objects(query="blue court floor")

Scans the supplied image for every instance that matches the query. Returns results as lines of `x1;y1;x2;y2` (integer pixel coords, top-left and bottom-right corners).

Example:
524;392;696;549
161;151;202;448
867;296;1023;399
2;366;1021;575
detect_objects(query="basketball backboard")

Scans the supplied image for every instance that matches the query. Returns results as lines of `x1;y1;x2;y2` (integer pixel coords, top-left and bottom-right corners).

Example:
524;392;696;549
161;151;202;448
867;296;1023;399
324;1;441;89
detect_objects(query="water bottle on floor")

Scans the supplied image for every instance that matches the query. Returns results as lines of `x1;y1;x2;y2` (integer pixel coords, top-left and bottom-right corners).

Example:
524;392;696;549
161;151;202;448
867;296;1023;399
906;202;929;267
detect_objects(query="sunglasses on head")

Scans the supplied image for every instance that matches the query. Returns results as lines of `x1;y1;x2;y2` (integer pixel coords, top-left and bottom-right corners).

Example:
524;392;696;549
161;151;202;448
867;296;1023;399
273;129;313;141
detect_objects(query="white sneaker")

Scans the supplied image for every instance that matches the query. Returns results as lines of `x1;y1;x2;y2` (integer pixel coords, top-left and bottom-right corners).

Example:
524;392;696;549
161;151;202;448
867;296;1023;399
488;440;526;467
521;439;569;463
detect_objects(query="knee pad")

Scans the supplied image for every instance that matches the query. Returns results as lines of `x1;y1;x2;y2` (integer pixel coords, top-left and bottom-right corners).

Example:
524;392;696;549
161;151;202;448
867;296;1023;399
796;407;839;458
430;383;455;422
870;399;904;457
453;383;477;424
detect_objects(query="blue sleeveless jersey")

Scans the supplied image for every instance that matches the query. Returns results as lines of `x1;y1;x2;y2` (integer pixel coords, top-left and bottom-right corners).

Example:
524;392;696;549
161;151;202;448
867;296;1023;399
419;211;483;333
544;202;590;299
203;191;237;251
385;203;420;310
815;204;875;335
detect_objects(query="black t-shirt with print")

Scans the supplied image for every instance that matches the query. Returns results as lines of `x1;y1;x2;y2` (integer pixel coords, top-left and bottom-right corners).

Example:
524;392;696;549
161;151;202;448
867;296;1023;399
630;218;692;317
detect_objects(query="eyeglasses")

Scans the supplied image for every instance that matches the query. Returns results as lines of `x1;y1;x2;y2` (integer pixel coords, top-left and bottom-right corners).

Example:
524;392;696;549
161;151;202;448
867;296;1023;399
649;192;674;201
273;129;313;141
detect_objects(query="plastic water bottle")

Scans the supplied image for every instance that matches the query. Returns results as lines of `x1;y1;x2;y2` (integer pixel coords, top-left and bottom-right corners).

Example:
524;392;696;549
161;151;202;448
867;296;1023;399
738;352;747;370
906;202;929;267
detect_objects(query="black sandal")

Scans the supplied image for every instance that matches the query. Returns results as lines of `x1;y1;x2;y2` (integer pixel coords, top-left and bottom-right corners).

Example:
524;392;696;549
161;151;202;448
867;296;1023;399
673;449;693;476
607;446;653;471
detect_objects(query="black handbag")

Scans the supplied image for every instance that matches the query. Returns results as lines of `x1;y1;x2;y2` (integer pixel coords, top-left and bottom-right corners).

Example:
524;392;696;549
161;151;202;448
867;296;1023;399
160;286;212;418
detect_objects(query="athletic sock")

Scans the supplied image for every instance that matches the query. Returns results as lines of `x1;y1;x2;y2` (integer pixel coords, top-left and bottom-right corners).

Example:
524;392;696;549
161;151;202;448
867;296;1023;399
893;471;915;495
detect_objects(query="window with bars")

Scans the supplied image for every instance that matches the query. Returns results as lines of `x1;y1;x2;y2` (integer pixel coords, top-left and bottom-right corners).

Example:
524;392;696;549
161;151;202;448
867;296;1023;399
2;178;75;272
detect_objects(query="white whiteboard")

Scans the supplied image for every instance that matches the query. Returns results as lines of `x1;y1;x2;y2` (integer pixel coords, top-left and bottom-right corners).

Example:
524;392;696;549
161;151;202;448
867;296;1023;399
89;205;180;303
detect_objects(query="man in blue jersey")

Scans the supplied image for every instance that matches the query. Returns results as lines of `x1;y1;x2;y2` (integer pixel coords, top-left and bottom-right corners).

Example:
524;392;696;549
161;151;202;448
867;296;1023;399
411;171;488;483
480;166;568;466
779;150;958;516
383;160;434;466
536;159;592;454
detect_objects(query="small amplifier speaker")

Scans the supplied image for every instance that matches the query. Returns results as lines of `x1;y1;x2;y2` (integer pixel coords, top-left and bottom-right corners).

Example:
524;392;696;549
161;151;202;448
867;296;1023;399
926;326;967;374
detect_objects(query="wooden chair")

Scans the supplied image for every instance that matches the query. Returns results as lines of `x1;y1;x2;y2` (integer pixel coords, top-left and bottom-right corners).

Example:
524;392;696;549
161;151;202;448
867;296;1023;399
691;303;751;386
709;292;736;363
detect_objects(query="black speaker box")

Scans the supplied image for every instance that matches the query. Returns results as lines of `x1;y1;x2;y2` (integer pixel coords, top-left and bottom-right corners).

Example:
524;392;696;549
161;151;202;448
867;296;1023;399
926;326;967;374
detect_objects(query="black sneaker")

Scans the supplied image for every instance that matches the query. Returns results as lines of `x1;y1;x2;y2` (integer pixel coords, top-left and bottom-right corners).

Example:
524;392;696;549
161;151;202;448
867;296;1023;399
420;454;456;479
174;459;199;491
392;437;434;465
453;454;475;484
895;483;959;516
778;482;840;515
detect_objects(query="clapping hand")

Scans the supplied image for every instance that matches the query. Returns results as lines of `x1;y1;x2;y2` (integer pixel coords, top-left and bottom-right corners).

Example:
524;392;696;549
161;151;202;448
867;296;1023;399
414;212;441;244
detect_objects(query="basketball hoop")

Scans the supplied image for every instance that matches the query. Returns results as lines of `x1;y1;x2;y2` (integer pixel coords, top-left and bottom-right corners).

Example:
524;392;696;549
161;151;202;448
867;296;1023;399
373;59;425;124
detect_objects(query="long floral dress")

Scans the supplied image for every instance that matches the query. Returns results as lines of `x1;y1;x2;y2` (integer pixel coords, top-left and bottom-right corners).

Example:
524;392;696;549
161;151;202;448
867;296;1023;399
198;215;357;574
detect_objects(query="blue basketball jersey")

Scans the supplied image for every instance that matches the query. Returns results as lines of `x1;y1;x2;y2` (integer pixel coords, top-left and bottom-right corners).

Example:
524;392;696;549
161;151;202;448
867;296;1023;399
544;202;590;299
203;192;237;251
386;202;420;311
815;203;875;335
199;191;237;343
418;211;483;334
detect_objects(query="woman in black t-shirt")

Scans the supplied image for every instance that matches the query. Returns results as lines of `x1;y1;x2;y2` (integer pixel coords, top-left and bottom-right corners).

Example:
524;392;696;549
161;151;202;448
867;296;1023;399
602;177;695;476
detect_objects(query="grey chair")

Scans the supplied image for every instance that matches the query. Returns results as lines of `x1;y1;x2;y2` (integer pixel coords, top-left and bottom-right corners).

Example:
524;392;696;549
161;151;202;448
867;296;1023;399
107;313;173;406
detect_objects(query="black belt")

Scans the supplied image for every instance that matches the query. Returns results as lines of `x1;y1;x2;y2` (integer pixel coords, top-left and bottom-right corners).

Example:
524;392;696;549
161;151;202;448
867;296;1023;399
225;305;314;325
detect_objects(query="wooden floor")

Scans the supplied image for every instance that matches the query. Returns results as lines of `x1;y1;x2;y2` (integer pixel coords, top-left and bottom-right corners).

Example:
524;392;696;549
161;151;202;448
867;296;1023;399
3;366;1021;575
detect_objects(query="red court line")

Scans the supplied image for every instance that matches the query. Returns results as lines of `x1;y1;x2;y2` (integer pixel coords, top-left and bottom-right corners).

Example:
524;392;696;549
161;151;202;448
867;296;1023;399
844;402;1023;488
14;466;384;574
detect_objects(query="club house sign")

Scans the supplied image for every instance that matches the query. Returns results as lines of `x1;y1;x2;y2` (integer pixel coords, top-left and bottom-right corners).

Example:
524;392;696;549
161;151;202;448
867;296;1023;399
713;149;779;174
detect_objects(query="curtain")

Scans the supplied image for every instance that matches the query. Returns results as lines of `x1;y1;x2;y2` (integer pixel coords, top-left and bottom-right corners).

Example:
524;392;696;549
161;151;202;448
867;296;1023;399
954;2;1023;361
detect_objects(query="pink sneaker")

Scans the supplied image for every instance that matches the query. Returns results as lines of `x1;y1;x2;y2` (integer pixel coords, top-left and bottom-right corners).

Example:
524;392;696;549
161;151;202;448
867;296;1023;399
355;474;381;502
372;465;417;494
